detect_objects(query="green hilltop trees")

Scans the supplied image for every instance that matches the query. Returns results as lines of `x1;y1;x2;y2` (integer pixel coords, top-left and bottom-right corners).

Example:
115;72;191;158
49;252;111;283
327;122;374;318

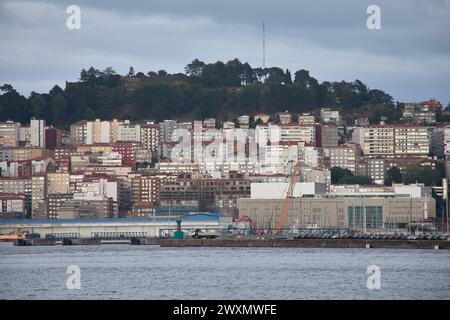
0;58;397;126
330;167;374;185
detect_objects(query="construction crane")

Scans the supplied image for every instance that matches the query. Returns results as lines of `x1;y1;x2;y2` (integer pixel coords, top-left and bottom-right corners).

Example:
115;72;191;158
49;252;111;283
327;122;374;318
274;161;301;232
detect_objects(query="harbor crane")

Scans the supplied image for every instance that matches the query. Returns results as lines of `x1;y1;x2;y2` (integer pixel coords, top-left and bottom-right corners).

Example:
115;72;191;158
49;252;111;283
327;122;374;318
274;161;301;233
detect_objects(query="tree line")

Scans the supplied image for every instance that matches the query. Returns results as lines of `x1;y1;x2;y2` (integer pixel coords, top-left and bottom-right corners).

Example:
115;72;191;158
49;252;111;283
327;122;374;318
331;164;445;187
0;58;399;126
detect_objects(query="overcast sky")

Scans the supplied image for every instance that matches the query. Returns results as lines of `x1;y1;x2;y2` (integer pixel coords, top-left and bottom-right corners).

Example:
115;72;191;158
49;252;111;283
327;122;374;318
1;0;449;104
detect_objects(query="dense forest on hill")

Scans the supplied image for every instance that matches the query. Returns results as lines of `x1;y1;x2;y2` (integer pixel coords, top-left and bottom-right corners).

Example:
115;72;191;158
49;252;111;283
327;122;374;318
0;58;399;127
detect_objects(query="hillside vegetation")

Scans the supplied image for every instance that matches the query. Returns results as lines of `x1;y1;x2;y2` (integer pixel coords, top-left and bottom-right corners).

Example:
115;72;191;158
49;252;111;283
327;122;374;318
0;58;398;127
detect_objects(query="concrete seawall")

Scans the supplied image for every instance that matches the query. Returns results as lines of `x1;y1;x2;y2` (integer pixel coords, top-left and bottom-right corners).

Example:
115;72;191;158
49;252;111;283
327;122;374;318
12;238;449;249
160;239;450;249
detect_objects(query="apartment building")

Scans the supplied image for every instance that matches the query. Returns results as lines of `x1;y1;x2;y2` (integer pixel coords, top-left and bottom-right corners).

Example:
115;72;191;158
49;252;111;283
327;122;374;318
429;126;444;157
118;122;141;142
131;175;161;205
444;126;450;155
0;121;20;147
0;177;31;194
76;144;113;154
86;119;110;144
367;158;386;184
9;148;53;162
299;145;325;169
298;113;315;125
109;119;122;143
74;177;118;200
255;123;315;145
70;120;88;144
44;126;62;150
238;115;250;129
59;199;113;219
300;167;331;186
112;143;136;168
47;193;74;219
277;112;292;124
31;175;47;218
159;175;251;217
329;144;358;173
135;147;152;164
0;150;12;162
355;125;429;158
359;125;395;157
203;118;216;129
222;121;235;130
46;172;70;194
160;120;192;144
402;103;436;124
316;124;338;148
71;119;123;145
280;124;315;144
394;125;430;157
19;125;31;147
0;192;27;218
30;118;45;148
320;108;340;124
140;123;161;154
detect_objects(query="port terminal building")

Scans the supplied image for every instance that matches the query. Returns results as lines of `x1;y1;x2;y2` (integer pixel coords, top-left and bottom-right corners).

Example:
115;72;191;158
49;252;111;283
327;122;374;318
237;183;435;231
0;213;224;238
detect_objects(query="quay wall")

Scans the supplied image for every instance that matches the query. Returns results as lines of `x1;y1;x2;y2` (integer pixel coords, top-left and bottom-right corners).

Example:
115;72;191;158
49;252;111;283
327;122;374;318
12;238;449;249
159;239;450;249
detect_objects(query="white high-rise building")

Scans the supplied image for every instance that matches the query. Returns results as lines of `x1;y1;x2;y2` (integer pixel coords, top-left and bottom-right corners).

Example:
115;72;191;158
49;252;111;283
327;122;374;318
355;125;429;158
300;145;325;169
255;124;315;145
280;124;315;144
30;118;45;147
86;119;115;145
393;125;429;156
141;123;161;154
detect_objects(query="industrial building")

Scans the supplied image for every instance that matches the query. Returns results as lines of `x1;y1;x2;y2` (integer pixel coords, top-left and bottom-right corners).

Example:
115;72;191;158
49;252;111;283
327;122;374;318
237;183;436;231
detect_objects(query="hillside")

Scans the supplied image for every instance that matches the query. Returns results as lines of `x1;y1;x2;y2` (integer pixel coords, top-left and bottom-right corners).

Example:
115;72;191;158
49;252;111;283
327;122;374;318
0;58;399;127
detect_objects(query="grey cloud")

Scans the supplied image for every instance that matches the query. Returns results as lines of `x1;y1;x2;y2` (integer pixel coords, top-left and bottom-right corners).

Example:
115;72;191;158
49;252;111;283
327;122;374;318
0;0;449;104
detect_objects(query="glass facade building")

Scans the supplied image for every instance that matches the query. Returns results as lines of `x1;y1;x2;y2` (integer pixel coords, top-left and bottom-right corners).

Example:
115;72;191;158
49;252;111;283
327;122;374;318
348;206;383;229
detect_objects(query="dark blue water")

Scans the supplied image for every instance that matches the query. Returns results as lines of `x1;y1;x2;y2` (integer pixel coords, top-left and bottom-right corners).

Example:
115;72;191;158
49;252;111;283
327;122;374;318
0;243;449;299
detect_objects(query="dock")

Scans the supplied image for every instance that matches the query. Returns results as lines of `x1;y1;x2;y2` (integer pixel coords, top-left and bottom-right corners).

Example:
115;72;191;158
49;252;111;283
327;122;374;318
13;237;450;249
159;238;450;249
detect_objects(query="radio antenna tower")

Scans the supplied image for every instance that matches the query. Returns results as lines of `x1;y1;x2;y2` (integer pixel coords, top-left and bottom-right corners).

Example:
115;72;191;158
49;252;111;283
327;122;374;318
262;21;266;69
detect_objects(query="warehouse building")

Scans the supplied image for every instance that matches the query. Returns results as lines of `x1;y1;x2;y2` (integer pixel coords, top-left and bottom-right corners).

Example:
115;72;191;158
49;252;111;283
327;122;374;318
237;183;435;230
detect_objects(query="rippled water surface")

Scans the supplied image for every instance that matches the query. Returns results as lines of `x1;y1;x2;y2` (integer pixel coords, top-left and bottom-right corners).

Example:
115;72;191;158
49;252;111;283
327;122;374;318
0;243;449;299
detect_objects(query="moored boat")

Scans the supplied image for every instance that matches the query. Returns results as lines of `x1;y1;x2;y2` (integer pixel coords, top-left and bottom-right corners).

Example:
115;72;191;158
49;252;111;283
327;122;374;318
0;234;21;242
